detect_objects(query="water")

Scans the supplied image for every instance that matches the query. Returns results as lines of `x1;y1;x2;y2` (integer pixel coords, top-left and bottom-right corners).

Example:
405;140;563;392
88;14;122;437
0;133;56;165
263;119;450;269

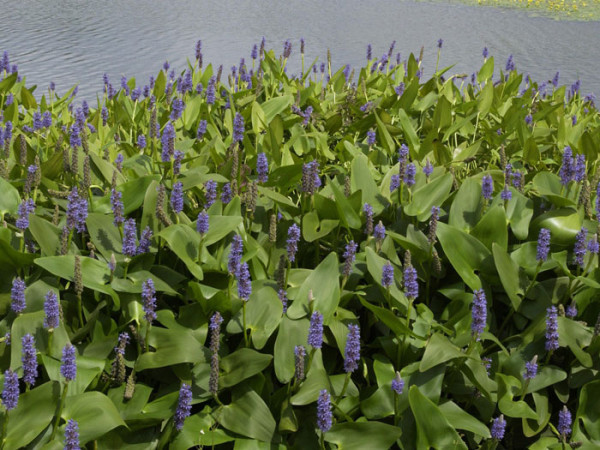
1;0;599;100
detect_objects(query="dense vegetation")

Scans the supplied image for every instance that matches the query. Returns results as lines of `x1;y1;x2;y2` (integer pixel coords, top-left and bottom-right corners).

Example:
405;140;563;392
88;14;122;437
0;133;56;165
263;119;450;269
0;40;599;449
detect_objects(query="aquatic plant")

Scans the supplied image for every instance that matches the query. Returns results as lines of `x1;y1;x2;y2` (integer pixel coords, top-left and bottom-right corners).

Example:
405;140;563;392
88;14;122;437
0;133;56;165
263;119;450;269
0;39;597;449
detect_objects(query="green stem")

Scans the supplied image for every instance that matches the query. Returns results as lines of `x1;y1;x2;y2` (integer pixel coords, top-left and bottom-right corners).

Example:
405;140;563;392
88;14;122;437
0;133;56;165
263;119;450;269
144;322;151;353
50;382;69;441
76;294;84;329
48;330;54;358
393;393;400;426
0;410;8;450
338;373;351;399
242;301;249;347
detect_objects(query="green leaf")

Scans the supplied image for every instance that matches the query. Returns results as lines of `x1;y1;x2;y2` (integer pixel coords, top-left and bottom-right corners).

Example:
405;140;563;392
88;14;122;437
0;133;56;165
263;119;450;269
492;243;523;311
86;212;122;259
449;178;483;231
119;175;161;215
477;57;494;83
576;380;600;441
438;401;491;438
228;284;283;349
496;373;538;420
136;327;206;371
329;181;361;230
302;211;339;242
220;349;273;388
419;333;468;372
0;177;20;215
531;208;582;245
478;82;494;116
436;222;490;291
358;295;416;339
28;214;63;256
374;112;395;154
251;101;267;134
286;252;340;322
172;412;235;449
34;255;118;303
558;317;593;368
157;224;204;280
351;153;384;210
218;389;276;442
397;109;420;155
4;381;60;448
409;385;467;449
261;95;293;124
274;316;309;383
325;422;402;450
404;173;453;220
62;391;127;443
471;205;507;251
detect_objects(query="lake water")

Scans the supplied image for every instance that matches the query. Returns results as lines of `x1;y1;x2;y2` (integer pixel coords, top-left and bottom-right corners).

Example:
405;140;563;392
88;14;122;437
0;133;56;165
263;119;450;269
1;0;599;100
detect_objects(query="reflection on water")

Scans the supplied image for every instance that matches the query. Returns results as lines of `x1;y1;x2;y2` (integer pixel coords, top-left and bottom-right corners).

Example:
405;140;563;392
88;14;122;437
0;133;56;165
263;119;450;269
1;0;599;100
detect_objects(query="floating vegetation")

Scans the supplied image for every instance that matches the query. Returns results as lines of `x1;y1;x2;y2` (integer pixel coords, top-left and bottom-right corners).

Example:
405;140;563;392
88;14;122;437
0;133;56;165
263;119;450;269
0;39;599;448
448;0;600;20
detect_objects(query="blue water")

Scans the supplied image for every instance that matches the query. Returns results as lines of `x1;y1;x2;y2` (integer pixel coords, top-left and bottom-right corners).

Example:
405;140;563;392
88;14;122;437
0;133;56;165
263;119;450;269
1;0;599;99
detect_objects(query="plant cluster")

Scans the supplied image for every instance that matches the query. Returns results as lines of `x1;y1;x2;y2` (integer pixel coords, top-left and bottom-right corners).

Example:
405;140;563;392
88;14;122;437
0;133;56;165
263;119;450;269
0;39;599;448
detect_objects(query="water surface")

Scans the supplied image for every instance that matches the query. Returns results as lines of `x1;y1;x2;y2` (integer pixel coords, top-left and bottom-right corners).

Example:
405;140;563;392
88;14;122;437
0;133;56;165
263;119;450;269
1;0;599;99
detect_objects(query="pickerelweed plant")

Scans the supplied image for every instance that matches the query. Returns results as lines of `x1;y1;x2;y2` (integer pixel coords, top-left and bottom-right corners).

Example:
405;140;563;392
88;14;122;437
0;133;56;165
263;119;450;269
0;38;598;449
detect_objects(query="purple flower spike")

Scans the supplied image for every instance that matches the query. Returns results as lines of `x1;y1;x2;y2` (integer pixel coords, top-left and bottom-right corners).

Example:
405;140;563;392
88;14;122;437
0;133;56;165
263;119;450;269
363;203;374;235
221;183;232;204
316;390;332;433
1;370;19;411
367;130;376;146
61;344;77;382
11;277;26;314
170;181;184;214
574;154;586;182
344;324;361;373
287;223;301;262
559;146;573;186
423;159;434;177
196;120;207;140
374;221;386;241
471;289;487;341
197;211;209;235
482;174;494;200
574;227;588;267
490;415;506;440
137;227;153;255
536;228;551;262
404;163;416;186
174;383;192;431
110;188;124;226
173;150;184;176
44;291;60;330
403;265;419;300
382;262;394;288
142;279;157;323
545;306;559;351
204;180;217;208
586;232;599;255
342;241;358;278
233;113;244;143
122;218;138;257
21;334;38;385
161;122;176;163
524;355;538;380
16;198;35;230
257;152;269;183
228;235;243;276
391;372;404;394
308;311;323;349
237;262;252;301
64;419;80;450
390;174;400;193
557;406;572;437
